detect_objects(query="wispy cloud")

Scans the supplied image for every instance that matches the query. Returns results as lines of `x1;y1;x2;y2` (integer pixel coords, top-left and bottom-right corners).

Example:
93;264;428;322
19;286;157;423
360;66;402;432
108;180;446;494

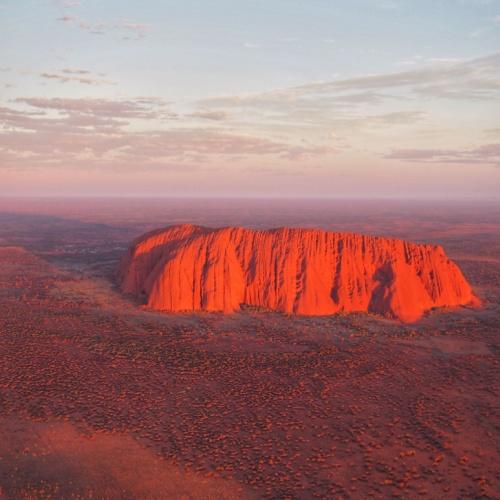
484;127;500;137
40;70;115;86
56;14;75;23
188;110;230;121
397;55;464;66
385;143;500;166
290;53;500;99
0;98;331;171
61;68;91;75
14;97;175;120
191;53;499;154
200;53;500;111
119;22;151;40
54;0;150;39
56;11;151;40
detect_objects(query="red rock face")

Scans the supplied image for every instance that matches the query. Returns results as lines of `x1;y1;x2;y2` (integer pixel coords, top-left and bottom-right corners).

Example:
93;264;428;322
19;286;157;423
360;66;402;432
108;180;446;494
119;224;479;322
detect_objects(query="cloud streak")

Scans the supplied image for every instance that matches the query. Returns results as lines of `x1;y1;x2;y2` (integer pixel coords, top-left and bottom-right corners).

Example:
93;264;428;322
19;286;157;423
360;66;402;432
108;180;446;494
191;53;500;161
14;97;176;120
200;53;500;111
0;98;332;172
40;70;115;86
57;15;151;39
188;110;230;121
386;143;500;166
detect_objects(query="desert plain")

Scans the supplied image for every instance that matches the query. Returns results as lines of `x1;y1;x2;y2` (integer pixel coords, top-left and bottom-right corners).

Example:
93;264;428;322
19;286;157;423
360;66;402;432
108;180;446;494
0;197;498;499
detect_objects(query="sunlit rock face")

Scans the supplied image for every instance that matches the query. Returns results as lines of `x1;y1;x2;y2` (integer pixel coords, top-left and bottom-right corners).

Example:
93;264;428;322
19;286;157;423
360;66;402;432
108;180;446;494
119;224;479;323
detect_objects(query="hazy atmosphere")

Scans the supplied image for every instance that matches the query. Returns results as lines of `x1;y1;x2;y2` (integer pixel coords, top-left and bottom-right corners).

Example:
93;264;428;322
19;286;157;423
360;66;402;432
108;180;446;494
1;2;499;498
1;0;500;197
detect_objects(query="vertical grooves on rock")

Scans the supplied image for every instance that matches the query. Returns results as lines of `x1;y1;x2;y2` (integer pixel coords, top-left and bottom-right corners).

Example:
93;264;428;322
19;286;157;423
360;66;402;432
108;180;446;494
119;224;479;323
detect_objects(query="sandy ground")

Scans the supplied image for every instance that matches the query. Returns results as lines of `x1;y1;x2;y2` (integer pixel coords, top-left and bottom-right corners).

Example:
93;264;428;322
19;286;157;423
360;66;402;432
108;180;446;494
0;416;251;499
0;199;498;498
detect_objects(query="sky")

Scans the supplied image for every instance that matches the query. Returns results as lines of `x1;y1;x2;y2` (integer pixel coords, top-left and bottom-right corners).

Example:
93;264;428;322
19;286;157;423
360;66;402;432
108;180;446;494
1;0;500;198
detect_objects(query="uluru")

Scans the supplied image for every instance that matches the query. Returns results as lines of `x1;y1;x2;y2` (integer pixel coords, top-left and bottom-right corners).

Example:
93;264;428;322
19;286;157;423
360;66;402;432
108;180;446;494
118;224;479;323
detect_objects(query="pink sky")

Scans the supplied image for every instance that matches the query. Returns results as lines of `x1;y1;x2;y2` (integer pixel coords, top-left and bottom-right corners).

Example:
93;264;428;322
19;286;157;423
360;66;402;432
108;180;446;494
1;1;499;198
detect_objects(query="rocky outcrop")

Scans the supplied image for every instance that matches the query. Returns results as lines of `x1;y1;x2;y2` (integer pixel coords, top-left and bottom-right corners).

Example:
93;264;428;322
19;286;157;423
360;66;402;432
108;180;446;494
119;224;479;322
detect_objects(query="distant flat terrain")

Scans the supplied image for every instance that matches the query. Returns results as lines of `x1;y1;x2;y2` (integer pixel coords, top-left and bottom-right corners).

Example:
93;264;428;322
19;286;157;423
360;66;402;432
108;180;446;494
0;198;498;498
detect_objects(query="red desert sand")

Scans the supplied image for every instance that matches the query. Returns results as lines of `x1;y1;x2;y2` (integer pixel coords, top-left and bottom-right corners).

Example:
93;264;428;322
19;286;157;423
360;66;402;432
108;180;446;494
119;224;479;322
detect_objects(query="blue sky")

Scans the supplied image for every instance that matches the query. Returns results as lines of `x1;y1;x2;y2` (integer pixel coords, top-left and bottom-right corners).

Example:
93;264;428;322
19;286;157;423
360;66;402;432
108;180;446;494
1;0;499;197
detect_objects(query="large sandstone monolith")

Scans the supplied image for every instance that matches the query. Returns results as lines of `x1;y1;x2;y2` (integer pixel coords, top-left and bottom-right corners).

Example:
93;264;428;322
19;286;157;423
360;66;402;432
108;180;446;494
119;224;479;322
